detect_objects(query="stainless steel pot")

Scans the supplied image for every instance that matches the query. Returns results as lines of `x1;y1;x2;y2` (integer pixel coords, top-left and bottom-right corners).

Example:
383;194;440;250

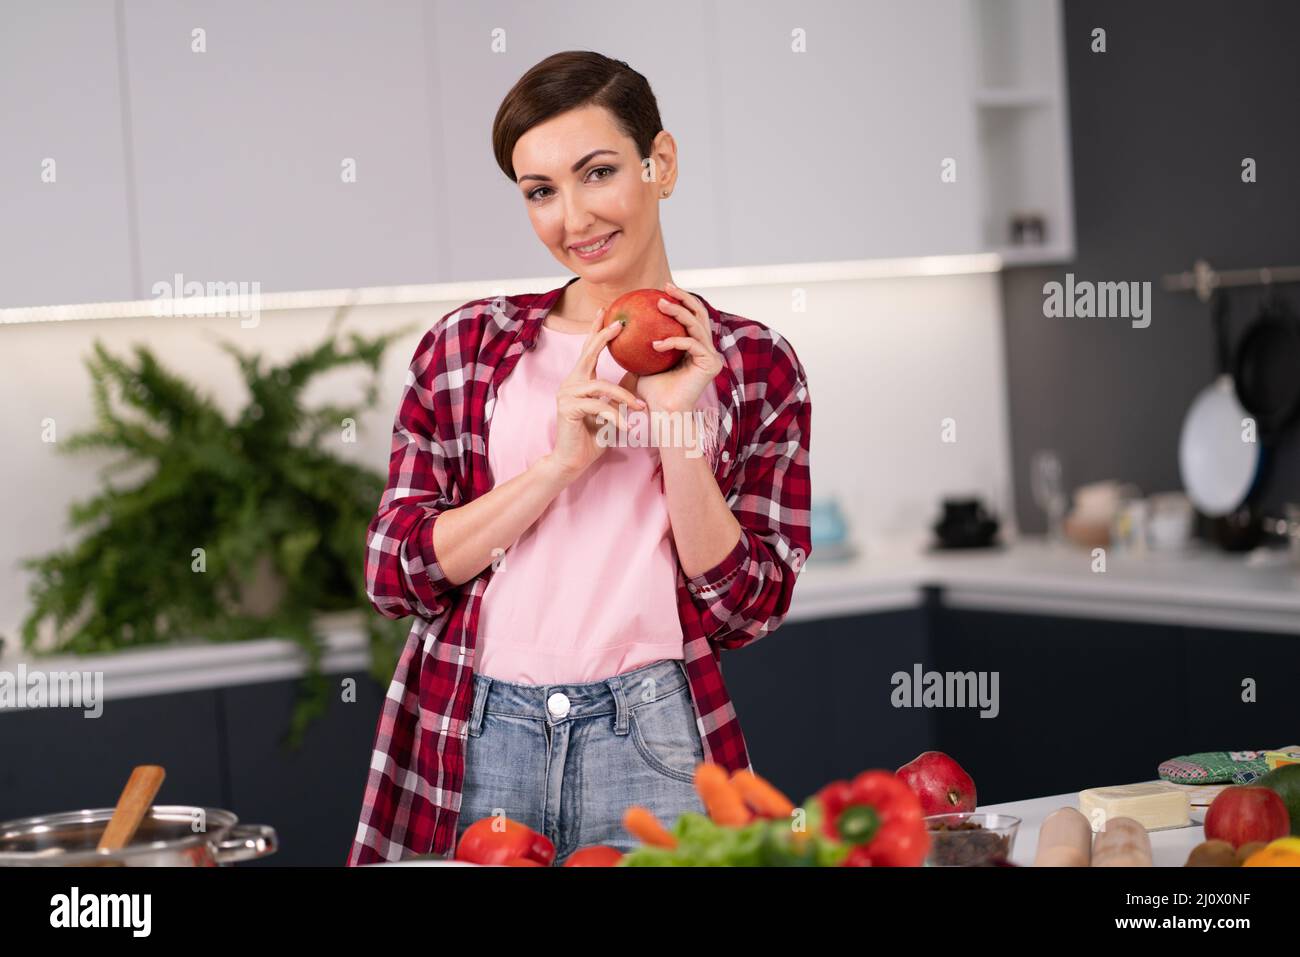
0;805;277;866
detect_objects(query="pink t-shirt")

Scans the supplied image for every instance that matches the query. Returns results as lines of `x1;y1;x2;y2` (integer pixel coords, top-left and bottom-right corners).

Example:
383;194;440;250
475;323;722;685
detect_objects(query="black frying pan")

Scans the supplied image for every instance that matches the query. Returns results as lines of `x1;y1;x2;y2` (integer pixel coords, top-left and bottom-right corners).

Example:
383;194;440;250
1232;290;1300;443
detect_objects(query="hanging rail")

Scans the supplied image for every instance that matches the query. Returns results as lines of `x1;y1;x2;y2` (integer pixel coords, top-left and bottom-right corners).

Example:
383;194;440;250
1162;258;1300;302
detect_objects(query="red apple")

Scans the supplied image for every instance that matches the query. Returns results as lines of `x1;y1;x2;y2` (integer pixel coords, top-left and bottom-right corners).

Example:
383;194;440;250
600;288;687;376
896;751;977;815
1204;786;1290;848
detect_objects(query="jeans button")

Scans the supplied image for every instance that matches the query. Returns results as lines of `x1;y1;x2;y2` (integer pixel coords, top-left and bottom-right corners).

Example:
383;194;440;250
547;692;570;719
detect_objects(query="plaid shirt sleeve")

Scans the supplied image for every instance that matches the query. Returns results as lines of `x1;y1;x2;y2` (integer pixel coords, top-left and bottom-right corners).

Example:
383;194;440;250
364;325;461;621
684;332;812;650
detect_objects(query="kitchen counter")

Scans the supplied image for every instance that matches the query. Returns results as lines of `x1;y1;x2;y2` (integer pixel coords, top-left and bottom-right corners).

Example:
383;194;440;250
791;536;1300;632
980;781;1211;867
2;536;1298;711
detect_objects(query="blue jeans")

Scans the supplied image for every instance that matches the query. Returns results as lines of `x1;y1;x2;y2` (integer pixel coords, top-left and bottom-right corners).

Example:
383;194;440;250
454;658;708;865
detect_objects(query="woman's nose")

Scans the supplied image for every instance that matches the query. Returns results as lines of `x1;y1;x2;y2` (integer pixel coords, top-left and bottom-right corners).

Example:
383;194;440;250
563;196;594;234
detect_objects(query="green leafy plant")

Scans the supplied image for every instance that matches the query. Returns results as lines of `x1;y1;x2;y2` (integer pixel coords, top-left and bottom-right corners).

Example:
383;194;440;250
18;309;415;746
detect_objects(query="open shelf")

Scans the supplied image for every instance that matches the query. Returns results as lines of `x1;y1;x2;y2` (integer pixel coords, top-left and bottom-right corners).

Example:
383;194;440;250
968;0;1075;262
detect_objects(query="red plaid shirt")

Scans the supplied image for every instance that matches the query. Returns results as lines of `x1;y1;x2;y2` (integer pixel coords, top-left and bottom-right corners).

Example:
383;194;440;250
347;276;812;865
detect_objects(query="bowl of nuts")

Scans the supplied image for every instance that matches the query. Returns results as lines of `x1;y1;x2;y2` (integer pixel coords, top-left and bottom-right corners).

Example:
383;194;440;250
923;812;1021;866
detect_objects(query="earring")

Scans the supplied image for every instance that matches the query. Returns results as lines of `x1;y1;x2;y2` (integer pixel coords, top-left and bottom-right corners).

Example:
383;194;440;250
661;190;670;198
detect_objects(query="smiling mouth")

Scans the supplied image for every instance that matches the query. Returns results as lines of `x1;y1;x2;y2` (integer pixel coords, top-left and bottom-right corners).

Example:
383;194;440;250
570;231;618;253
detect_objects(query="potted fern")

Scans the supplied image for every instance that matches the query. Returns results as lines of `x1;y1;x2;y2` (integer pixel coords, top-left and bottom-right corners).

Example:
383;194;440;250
17;308;414;746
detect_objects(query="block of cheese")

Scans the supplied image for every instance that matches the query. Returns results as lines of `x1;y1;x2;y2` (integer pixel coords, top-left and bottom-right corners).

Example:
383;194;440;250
1078;782;1191;831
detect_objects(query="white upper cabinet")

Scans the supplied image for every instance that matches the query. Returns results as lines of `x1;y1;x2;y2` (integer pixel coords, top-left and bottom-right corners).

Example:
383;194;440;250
424;0;725;284
121;0;440;296
710;0;985;266
0;1;136;308
968;0;1075;263
1;0;1072;310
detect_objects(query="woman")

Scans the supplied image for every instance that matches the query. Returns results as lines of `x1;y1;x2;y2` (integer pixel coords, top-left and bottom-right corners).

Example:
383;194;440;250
348;51;812;866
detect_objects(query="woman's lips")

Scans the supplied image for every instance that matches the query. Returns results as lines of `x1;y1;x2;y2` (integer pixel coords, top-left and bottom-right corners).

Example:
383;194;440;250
570;231;619;260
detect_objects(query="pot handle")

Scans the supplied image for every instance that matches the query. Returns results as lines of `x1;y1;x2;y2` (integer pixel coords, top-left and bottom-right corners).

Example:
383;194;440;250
214;824;278;864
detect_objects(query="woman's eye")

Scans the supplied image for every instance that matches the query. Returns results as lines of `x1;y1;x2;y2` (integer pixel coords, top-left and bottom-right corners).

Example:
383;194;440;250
526;166;615;203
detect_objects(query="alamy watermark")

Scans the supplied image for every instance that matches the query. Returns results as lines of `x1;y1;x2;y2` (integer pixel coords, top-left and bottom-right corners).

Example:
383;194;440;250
1043;273;1151;329
0;666;104;718
594;405;719;459
150;272;262;328
891;663;1000;719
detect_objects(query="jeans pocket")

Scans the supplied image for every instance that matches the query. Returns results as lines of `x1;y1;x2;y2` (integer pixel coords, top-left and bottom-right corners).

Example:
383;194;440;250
628;685;706;783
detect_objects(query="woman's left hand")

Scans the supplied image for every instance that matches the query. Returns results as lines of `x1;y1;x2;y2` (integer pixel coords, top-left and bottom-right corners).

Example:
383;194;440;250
630;282;724;414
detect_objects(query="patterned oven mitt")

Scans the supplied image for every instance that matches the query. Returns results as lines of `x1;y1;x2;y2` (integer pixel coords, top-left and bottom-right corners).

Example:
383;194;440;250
1158;750;1273;785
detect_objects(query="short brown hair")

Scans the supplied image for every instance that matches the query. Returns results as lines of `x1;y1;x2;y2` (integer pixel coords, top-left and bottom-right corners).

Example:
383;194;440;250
492;51;664;183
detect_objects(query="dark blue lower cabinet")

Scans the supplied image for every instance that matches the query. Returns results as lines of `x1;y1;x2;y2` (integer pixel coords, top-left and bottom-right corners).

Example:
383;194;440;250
722;608;933;806
0;690;225;826
219;673;387;866
1180;626;1300;751
4;610;1294;864
928;608;1188;805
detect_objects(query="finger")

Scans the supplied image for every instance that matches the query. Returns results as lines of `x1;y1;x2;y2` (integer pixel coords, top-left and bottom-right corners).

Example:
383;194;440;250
572;379;645;409
661;283;706;325
651;336;705;357
657;294;709;347
573;397;628;431
575;315;620;377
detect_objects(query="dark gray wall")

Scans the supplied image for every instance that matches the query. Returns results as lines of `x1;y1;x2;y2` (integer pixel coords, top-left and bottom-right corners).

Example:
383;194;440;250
1003;0;1300;533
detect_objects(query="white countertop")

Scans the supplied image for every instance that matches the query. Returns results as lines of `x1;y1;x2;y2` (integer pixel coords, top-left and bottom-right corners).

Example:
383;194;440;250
2;536;1298;710
790;536;1300;632
979;781;1209;867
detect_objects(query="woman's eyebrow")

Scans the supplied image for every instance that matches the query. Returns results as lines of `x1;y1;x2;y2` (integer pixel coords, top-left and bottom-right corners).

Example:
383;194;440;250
518;149;618;184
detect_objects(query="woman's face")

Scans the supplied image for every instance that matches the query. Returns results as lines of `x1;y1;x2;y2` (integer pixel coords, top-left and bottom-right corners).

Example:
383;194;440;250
513;104;674;280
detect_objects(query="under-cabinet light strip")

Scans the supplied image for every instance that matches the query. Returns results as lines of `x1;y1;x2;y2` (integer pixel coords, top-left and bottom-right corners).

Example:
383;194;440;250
0;252;1003;326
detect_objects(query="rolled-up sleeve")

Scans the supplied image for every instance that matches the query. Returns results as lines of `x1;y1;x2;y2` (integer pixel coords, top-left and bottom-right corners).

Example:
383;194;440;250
685;336;812;650
364;327;462;622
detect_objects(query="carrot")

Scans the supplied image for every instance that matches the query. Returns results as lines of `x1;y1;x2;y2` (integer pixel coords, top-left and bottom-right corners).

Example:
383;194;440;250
731;769;795;819
694;762;753;827
623;806;677;848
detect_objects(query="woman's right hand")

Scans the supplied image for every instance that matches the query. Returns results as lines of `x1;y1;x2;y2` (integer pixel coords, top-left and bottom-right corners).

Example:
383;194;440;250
546;310;646;480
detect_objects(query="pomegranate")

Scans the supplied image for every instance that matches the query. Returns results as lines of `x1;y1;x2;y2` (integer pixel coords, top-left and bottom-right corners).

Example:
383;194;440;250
896;751;977;816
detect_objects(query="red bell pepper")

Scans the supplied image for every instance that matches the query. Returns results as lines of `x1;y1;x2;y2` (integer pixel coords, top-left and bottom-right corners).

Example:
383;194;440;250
815;769;930;867
454;817;556;866
562;846;624;867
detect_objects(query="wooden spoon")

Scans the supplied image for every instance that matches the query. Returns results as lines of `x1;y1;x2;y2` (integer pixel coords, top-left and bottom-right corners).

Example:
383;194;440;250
95;765;166;857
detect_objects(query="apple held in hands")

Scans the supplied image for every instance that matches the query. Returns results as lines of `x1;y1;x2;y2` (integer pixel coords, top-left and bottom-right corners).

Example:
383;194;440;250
600;288;687;376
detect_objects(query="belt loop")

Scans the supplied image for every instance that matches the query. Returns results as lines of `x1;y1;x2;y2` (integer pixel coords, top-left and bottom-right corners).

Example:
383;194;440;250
468;674;491;736
606;674;630;735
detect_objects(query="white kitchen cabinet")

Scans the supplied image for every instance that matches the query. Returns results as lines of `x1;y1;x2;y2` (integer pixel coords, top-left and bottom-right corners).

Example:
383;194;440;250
710;0;985;266
424;0;725;284
121;0;441;297
967;0;1075;263
0;1;137;308
2;0;1074;312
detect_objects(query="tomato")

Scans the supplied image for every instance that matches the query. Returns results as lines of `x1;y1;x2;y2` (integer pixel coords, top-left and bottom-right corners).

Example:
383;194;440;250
454;817;556;866
562;846;624;867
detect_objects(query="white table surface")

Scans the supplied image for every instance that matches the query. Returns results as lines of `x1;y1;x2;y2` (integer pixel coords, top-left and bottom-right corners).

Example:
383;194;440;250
979;780;1208;867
